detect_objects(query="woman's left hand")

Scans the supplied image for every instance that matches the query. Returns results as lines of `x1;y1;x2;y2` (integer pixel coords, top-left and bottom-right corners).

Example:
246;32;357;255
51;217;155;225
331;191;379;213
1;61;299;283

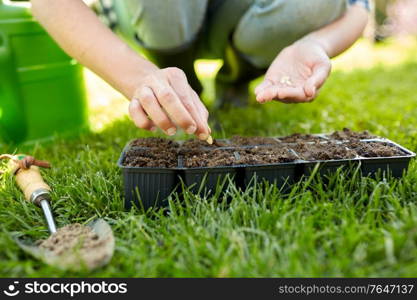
255;39;331;104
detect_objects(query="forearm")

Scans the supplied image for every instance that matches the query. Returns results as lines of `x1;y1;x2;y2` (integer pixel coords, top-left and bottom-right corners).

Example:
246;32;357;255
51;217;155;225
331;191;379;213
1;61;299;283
30;0;157;99
300;4;369;58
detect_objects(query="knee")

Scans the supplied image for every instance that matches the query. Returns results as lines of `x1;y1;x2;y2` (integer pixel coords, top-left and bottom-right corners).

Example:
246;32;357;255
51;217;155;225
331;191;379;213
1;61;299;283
133;0;208;51
233;0;347;68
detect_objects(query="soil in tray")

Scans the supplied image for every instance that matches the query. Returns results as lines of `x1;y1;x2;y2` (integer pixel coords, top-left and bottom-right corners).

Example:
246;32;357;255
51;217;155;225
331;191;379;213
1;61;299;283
182;146;297;168
182;149;237;168
123;129;394;168
346;141;405;157
181;138;229;149
229;136;281;146
236;146;297;165
329;128;376;140
292;142;357;161
123;147;177;168
125;137;179;168
278;133;324;143
130;137;180;150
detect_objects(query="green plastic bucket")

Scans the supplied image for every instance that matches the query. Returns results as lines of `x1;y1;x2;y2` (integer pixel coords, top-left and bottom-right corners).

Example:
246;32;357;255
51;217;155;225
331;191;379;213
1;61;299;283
0;0;88;144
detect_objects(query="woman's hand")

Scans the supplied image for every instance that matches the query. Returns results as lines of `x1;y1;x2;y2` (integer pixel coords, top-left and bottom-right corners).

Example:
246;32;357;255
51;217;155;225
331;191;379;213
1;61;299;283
255;39;331;103
254;3;369;104
129;67;210;140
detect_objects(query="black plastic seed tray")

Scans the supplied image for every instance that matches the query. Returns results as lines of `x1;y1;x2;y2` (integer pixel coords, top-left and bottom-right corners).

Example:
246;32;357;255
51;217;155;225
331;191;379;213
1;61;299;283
118;143;239;210
232;147;302;189
118;135;415;210
178;146;239;195
292;141;359;176
181;166;237;195
297;139;415;177
117;147;179;210
242;162;300;189
356;139;415;177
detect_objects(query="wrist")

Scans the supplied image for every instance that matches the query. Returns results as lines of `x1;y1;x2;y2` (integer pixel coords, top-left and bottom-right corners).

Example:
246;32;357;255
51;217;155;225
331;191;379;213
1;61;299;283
293;37;331;57
113;47;159;99
126;60;159;97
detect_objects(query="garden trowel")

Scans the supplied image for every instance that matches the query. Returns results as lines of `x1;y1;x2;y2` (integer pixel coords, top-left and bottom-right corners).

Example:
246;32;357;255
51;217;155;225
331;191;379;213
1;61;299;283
4;154;115;271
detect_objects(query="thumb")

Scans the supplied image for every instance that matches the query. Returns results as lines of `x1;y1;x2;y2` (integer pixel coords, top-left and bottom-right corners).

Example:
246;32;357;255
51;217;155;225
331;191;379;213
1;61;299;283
304;63;330;98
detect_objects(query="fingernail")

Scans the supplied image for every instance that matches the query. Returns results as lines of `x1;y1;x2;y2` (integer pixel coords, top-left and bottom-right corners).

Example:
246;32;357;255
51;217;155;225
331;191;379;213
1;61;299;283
186;125;197;134
150;126;157;132
167;127;176;136
199;133;209;140
208;126;212;134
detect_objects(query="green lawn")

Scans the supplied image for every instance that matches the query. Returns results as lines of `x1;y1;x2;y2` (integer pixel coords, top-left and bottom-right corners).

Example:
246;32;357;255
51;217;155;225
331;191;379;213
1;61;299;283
1;38;417;277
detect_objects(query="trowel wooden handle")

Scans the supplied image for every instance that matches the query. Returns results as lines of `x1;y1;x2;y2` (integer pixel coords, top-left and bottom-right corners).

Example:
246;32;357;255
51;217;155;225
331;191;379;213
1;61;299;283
15;166;51;203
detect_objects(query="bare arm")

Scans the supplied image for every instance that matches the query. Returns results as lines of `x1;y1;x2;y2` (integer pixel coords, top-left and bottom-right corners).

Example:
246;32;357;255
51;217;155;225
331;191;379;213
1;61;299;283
31;0;154;99
255;4;368;103
303;4;369;58
30;0;210;140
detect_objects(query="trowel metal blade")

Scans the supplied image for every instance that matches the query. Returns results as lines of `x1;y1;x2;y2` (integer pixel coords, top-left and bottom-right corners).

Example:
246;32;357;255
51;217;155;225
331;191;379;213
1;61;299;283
15;218;114;271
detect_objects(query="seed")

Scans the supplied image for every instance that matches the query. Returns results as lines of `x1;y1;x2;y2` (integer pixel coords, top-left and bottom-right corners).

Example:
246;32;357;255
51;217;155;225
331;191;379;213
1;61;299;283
206;135;213;145
280;76;292;86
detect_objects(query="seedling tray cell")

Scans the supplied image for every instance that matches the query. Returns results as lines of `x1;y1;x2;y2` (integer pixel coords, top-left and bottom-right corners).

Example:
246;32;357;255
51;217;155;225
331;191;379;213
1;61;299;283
242;162;299;188
302;159;361;177
121;167;178;210
295;139;415;178
284;141;356;176
182;167;237;195
118;146;179;210
234;147;300;187
354;140;415;177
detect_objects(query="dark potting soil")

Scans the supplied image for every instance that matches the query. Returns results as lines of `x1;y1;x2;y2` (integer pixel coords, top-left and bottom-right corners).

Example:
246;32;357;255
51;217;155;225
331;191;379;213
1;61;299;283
123;147;177;168
346;141;405;157
181;138;229;149
278;133;324;143
182;146;297;168
182;149;237;168
229;136;281;146
235;146;297;165
292;142;357;161
329;128;376;141
123;130;399;168
130;137;179;150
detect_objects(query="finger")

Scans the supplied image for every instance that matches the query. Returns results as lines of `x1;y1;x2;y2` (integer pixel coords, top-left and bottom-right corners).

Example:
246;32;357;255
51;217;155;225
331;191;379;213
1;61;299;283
254;79;274;95
128;98;156;131
166;69;208;137
192;90;209;121
278;86;308;102
190;90;210;140
137;86;177;135
152;76;197;133
304;64;330;98
305;86;323;102
257;85;309;103
256;85;281;103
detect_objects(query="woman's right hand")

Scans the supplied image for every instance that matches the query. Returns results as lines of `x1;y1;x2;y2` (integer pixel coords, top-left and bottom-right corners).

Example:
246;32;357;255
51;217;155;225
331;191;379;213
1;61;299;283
128;67;210;140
